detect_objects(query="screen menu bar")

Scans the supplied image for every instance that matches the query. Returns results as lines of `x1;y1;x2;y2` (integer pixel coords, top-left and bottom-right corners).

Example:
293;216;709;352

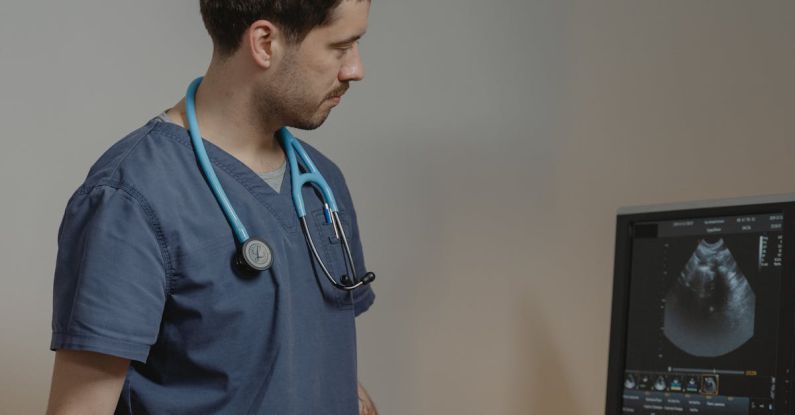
635;213;783;238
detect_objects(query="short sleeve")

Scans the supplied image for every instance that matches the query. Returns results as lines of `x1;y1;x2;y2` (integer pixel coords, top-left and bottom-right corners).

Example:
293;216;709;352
50;184;168;363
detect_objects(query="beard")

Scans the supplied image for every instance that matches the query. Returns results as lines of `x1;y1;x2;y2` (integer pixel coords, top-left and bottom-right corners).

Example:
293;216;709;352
290;106;333;131
256;59;349;131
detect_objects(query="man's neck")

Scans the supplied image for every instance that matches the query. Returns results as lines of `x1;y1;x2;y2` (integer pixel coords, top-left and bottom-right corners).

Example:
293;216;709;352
166;69;285;173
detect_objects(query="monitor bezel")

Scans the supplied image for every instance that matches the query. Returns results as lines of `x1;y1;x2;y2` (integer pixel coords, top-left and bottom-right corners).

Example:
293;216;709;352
605;198;795;415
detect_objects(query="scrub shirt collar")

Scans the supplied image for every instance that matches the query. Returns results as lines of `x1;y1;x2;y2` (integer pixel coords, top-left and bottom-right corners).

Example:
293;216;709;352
151;118;301;234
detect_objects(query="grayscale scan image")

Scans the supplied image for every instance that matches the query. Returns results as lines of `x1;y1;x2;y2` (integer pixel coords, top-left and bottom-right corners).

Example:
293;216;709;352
663;239;756;357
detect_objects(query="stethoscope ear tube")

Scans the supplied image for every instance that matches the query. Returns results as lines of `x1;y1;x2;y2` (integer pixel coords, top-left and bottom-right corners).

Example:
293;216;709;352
300;216;375;291
278;128;339;219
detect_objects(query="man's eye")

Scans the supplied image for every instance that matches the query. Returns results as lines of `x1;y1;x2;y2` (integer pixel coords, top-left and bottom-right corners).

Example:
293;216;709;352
337;40;360;50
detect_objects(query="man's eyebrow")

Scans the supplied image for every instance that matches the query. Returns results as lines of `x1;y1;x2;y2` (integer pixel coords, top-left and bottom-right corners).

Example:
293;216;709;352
330;32;366;46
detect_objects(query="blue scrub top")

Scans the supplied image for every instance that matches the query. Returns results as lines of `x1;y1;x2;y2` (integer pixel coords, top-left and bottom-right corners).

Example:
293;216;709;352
51;118;375;414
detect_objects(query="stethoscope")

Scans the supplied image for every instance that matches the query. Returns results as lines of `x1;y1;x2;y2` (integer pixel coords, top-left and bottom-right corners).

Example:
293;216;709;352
185;77;375;291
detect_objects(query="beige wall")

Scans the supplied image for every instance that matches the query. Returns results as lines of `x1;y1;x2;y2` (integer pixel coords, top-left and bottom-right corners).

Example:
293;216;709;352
1;1;793;414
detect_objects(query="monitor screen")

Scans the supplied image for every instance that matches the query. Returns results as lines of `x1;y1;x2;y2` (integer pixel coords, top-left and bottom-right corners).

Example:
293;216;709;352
606;198;795;415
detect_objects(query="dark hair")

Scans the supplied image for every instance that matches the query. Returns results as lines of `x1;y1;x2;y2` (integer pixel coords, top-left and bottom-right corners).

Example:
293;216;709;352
200;0;349;56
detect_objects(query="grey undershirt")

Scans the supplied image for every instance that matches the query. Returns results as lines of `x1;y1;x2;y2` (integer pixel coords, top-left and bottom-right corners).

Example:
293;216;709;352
255;164;287;193
155;111;286;192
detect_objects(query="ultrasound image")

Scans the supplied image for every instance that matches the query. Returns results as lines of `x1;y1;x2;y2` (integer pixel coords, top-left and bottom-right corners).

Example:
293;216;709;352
663;239;755;357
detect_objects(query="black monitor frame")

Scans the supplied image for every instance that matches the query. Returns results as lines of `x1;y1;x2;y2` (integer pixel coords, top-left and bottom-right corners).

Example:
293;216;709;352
605;195;795;415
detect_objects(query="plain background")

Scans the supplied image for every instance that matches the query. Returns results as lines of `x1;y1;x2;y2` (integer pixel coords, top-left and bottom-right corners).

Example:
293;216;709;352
1;1;794;414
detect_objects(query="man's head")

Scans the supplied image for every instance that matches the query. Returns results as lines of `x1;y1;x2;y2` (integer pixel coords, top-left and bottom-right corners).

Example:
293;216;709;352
200;0;370;130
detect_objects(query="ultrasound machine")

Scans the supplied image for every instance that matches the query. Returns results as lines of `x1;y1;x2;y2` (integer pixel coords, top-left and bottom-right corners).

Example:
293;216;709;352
605;195;795;414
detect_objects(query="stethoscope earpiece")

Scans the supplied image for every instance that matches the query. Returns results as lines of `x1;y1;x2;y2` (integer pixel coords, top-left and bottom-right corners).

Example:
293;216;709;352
361;272;376;285
341;272;376;287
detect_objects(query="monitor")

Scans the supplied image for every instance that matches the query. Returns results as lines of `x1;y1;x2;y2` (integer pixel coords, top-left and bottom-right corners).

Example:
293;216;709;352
605;195;795;415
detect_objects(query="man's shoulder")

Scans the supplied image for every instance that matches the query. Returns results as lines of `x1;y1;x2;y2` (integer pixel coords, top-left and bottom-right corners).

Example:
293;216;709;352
79;119;189;195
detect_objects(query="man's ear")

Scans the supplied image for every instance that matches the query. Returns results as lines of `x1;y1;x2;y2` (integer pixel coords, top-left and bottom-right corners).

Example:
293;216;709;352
246;20;281;69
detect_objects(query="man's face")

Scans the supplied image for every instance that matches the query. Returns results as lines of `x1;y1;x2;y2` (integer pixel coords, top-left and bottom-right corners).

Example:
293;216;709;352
262;0;369;130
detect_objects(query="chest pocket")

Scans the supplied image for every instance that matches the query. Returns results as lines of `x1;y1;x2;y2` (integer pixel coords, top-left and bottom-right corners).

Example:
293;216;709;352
309;208;356;307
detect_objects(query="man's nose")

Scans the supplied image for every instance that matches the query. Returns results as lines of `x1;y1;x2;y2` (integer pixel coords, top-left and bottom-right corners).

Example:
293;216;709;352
339;43;364;82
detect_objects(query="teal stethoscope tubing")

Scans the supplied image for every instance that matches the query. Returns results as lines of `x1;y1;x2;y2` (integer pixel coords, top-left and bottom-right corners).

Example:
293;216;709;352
186;76;339;242
185;77;251;243
184;77;374;290
278;127;338;221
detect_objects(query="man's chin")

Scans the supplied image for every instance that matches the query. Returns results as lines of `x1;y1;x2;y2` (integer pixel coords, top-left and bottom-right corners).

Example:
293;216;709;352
288;111;331;131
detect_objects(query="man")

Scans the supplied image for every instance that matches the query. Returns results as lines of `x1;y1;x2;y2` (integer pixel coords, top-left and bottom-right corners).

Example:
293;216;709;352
46;1;378;413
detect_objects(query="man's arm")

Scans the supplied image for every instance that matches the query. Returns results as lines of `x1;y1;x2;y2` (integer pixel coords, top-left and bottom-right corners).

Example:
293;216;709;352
358;382;378;415
46;350;130;415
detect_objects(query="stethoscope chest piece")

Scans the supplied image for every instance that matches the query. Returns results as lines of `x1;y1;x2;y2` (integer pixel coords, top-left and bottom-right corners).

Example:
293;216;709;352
235;238;274;274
